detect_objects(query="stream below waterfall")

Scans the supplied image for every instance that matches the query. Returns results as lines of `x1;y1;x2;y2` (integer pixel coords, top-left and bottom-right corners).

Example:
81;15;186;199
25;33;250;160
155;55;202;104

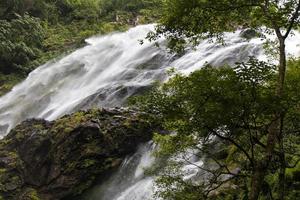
0;24;299;200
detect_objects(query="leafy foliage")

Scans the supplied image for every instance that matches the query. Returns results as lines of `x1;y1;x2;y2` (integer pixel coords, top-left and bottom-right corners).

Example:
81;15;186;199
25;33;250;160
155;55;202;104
0;14;44;74
148;0;300;53
143;1;300;199
0;0;162;95
130;59;300;199
53;0;101;21
99;0;162;15
0;0;102;22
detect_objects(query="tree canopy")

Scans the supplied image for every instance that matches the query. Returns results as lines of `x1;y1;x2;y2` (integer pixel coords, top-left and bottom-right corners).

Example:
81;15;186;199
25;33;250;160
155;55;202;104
150;0;300;50
130;59;300;200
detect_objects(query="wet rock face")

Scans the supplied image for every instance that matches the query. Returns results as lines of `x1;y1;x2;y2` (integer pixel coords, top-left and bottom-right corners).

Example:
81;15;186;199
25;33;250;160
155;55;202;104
0;108;158;200
240;29;260;40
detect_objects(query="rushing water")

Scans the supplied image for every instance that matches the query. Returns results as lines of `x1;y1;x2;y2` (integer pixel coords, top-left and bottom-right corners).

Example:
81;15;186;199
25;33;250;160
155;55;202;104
83;142;157;200
0;24;299;199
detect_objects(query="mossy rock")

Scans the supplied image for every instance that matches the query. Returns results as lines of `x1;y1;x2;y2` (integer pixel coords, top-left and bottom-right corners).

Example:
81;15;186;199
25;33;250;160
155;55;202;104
0;108;160;200
239;29;261;40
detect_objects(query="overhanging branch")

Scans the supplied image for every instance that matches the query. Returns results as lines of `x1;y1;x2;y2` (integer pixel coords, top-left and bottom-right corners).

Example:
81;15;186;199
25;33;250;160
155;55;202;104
284;0;300;39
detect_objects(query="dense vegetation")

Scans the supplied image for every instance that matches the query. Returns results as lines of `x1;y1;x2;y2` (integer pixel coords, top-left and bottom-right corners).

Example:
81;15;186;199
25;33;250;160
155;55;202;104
131;58;300;200
0;0;299;200
0;0;162;96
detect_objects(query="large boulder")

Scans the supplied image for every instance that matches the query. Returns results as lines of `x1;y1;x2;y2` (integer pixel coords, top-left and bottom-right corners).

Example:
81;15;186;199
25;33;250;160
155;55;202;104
0;108;159;200
240;28;260;40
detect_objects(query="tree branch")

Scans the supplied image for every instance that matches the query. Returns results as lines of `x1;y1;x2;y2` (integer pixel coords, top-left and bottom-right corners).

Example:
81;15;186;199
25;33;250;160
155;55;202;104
260;0;283;39
207;127;254;168
284;0;300;39
201;3;261;12
205;175;239;197
286;158;300;168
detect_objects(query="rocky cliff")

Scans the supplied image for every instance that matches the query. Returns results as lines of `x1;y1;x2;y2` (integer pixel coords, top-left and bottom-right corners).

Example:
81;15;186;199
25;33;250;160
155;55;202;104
0;108;158;200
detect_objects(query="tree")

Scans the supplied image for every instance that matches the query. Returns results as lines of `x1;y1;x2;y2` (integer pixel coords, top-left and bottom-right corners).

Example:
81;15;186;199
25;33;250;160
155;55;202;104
146;1;300;199
130;59;300;200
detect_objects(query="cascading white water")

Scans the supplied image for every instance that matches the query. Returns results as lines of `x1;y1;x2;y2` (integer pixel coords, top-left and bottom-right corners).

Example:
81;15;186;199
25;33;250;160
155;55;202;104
83;142;157;200
0;24;299;199
0;25;299;136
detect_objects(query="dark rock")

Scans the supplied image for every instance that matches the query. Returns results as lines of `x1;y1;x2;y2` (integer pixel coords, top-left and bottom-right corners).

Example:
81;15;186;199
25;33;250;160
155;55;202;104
0;108;159;200
240;29;260;40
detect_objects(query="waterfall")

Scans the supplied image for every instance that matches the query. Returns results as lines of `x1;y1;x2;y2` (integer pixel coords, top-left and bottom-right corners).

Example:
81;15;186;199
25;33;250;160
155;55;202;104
0;24;299;199
83;142;157;200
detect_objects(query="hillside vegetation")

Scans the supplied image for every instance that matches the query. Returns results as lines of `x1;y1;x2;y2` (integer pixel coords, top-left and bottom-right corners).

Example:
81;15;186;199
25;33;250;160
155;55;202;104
0;0;162;96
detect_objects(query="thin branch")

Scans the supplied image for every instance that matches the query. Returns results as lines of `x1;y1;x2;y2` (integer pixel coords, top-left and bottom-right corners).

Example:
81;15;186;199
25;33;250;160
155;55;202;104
286;158;300;168
205;176;238;197
210;156;249;177
201;3;261;12
260;0;283;39
181;156;216;175
207;127;254;168
284;0;300;39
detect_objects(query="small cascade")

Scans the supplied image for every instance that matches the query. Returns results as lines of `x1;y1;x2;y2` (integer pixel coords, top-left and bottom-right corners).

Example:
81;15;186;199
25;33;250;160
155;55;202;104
83;142;157;200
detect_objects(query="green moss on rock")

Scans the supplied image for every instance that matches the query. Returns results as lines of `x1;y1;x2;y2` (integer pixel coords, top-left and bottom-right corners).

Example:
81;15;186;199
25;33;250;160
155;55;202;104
0;108;159;200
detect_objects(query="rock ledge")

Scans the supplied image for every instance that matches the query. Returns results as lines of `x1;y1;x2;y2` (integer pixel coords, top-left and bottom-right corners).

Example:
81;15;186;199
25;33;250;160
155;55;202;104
0;108;158;200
